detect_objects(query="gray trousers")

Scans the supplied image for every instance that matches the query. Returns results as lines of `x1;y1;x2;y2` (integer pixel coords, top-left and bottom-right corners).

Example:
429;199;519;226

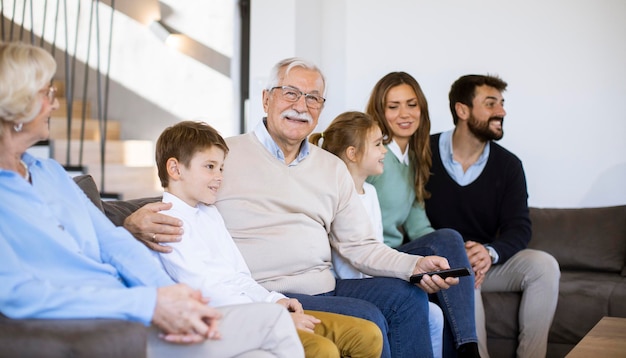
147;302;304;358
475;249;560;358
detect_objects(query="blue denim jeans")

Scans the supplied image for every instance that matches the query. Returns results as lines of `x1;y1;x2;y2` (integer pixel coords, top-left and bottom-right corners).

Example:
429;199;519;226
287;276;434;358
397;229;478;357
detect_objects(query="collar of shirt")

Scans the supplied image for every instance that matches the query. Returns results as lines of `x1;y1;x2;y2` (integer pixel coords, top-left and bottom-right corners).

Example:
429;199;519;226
439;129;490;186
162;191;200;216
0;152;36;182
387;139;409;165
21;151;36;165
252;118;310;166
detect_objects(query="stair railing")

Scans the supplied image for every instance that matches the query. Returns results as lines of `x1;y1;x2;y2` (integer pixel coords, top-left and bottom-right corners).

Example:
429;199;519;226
1;0;115;196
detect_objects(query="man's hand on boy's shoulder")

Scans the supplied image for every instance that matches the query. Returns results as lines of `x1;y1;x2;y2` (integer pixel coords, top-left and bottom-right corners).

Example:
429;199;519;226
123;202;184;253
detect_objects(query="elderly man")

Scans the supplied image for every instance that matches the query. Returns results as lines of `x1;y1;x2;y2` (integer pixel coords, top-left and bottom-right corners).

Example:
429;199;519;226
125;58;465;358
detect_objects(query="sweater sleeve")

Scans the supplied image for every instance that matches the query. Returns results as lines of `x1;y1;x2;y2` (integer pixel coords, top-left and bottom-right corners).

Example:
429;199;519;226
330;166;420;280
488;158;532;264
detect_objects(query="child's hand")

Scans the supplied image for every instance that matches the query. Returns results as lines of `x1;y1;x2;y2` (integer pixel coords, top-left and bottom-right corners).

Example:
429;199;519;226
412;256;458;293
276;298;304;314
289;312;321;333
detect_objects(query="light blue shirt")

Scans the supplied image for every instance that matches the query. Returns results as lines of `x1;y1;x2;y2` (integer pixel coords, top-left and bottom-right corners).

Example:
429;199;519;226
253;118;310;166
0;153;173;324
439;129;490;186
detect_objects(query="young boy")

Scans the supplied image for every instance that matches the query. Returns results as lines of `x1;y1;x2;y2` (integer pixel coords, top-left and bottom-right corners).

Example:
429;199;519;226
153;120;383;358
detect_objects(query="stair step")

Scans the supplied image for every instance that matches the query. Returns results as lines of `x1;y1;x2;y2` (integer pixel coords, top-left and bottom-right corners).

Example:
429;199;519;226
49;116;121;141
53;81;66;98
51;139;154;166
85;164;162;200
55;98;92;119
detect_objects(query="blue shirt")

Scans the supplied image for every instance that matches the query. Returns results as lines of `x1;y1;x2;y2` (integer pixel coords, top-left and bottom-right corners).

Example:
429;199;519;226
439;129;490;186
253;118;310;166
0;153;173;324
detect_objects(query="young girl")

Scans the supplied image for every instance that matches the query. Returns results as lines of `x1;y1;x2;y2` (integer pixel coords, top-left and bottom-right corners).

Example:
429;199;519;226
309;111;444;358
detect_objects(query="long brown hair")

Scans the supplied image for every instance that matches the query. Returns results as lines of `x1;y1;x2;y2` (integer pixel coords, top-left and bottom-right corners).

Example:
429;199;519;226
365;71;431;204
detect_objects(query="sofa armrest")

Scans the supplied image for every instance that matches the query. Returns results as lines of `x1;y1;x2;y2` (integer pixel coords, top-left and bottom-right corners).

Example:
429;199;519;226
72;174;161;226
102;197;162;227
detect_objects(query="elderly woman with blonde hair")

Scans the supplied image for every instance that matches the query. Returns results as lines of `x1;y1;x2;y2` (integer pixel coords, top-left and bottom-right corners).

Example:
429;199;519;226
0;41;305;358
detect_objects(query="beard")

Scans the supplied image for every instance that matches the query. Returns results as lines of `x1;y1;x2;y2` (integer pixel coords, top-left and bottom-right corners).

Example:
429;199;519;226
467;113;504;142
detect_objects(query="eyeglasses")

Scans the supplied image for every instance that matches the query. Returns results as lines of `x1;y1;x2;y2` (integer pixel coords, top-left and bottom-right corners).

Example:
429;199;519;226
40;86;57;103
46;86;57;103
269;85;326;109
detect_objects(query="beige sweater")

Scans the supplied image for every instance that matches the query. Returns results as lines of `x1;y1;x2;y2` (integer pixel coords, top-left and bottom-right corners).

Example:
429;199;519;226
215;133;419;295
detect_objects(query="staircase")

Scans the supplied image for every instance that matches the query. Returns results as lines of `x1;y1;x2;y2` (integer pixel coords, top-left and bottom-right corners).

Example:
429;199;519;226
49;81;162;200
4;1;231;200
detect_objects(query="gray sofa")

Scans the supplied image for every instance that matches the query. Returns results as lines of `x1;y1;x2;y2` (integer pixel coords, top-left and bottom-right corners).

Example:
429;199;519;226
89;180;626;358
0;316;147;358
3;174;624;357
483;205;626;358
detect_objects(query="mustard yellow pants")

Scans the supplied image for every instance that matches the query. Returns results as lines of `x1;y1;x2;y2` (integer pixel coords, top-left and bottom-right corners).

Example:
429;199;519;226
299;310;383;358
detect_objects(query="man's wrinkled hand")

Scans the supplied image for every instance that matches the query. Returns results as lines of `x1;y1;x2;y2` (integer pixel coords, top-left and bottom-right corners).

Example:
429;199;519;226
123;202;184;253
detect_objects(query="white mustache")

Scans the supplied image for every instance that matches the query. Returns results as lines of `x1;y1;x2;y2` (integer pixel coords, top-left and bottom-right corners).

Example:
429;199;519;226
281;109;312;123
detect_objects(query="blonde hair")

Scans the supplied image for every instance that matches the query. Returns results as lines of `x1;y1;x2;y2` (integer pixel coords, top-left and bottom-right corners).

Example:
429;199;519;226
0;42;57;135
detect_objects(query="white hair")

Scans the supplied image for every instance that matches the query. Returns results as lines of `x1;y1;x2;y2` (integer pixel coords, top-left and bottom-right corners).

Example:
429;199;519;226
266;57;326;91
0;42;56;135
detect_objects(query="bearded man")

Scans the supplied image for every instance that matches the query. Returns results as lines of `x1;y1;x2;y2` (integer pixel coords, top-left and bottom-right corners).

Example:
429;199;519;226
425;74;561;358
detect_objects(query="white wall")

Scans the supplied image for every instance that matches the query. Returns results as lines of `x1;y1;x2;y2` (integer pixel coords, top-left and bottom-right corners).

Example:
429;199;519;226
249;0;626;208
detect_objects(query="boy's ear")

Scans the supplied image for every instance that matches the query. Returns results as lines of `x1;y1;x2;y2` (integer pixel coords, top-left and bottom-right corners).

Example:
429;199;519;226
166;158;182;180
345;146;358;163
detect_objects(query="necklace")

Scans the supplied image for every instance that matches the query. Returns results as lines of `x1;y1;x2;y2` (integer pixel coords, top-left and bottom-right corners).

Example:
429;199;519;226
20;160;30;182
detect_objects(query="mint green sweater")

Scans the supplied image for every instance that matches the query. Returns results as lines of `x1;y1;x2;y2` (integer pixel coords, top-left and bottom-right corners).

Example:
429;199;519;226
366;147;434;248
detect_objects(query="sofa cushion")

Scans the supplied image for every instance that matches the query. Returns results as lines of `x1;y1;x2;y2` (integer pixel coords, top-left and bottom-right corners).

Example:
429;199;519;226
609;277;626;317
0;314;147;358
72;174;161;226
73;174;104;212
482;292;520;358
103;197;162;227
528;206;626;273
549;271;623;345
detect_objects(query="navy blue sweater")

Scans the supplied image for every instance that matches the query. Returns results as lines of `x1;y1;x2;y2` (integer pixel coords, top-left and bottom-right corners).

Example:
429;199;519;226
425;133;531;264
